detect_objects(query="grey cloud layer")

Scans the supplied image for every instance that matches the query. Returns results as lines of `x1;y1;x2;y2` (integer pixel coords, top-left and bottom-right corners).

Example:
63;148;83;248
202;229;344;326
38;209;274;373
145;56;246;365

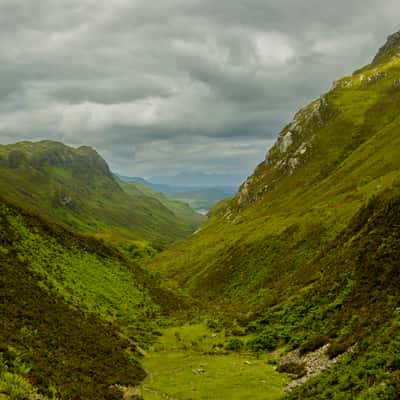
0;0;399;176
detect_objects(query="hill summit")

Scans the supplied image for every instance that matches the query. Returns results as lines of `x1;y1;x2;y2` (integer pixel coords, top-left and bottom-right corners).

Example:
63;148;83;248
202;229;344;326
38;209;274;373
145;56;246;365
148;31;400;398
1;140;114;178
0;140;203;248
373;30;400;64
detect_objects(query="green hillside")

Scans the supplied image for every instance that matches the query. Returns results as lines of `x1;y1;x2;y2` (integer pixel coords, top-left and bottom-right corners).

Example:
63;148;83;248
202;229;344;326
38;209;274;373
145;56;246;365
118;179;206;227
0;141;202;249
2;30;400;400
0;197;185;399
146;32;400;398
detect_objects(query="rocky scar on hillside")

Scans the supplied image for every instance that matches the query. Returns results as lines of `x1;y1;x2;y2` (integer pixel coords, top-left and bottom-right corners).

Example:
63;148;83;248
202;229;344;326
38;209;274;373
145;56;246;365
278;343;354;392
233;31;400;212
373;31;400;65
236;95;332;209
148;29;400;399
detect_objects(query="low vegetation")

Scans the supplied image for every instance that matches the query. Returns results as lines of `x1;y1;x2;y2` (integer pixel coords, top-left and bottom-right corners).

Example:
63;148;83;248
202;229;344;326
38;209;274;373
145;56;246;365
1;31;400;400
144;32;400;398
0;141;203;251
0;199;182;399
139;323;287;400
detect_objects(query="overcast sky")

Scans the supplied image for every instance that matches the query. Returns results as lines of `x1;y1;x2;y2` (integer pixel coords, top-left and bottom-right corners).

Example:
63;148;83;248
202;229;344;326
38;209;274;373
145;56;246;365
0;1;399;178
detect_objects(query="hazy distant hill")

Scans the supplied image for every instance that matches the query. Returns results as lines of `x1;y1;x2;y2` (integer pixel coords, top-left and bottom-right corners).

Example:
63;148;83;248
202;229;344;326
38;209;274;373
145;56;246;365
150;171;244;188
167;187;236;213
117;174;237;212
117;178;206;226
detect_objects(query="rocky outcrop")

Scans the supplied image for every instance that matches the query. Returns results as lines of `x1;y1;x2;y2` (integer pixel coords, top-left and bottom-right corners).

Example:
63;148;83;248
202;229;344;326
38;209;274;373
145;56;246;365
278;343;353;392
360;71;387;87
373;31;400;64
234;97;326;209
237;177;253;206
31;142;113;178
278;131;293;153
59;194;73;207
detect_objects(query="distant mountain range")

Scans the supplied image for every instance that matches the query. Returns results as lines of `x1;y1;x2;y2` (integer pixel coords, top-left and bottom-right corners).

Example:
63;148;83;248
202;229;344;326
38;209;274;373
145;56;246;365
116;173;238;212
150;171;245;188
0;141;204;249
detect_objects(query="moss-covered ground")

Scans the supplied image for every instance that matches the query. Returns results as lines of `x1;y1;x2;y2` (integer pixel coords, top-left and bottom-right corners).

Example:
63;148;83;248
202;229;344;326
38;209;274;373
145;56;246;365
0;199;180;399
139;324;287;400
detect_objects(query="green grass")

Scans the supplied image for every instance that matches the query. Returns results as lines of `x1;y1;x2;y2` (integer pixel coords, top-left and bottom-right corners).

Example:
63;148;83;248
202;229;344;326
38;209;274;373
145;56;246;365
143;36;400;398
2;32;400;400
139;324;287;400
119;179;206;227
0;202;150;399
2;203;163;341
0;140;203;250
147;44;400;303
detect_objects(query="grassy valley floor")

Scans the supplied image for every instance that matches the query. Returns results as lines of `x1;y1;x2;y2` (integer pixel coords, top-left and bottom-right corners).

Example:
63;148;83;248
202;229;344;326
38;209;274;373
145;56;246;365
139;324;287;400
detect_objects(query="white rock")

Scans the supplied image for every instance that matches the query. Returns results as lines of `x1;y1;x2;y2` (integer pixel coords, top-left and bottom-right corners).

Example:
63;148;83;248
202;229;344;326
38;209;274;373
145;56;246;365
295;142;308;156
279;131;293;153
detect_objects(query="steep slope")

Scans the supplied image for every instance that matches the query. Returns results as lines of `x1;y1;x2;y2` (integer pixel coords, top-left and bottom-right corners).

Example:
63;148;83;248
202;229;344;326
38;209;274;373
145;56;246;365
147;32;400;398
0;141;201;248
0;197;182;399
150;31;400;299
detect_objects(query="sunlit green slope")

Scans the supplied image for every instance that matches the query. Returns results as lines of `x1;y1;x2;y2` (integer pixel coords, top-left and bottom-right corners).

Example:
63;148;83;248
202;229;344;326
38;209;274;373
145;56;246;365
119;179;206;228
147;31;400;398
0;197;182;399
0;140;202;249
150;31;400;301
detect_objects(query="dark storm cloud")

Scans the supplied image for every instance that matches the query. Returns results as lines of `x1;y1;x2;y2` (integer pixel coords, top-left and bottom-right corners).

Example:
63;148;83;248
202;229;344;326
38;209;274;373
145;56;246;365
0;0;399;176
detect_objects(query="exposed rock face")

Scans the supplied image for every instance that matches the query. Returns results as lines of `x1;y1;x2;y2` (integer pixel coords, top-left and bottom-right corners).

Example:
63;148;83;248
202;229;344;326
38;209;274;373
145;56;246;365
373;31;400;64
234;98;326;209
360;71;387;87
59;194;73;207
278;131;293;153
231;32;397;214
279;344;353;392
295;142;308;156
269;97;326;173
237;177;253;206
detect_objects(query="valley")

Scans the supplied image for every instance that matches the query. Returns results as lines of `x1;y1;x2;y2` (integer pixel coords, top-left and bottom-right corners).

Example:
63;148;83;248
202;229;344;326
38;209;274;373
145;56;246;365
139;324;287;400
1;29;400;400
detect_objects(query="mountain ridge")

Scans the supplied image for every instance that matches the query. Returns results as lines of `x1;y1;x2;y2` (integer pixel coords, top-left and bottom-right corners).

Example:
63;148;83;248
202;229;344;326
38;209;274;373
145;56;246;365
0;140;204;250
373;30;400;65
1;140;115;181
2;31;400;400
145;31;400;398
